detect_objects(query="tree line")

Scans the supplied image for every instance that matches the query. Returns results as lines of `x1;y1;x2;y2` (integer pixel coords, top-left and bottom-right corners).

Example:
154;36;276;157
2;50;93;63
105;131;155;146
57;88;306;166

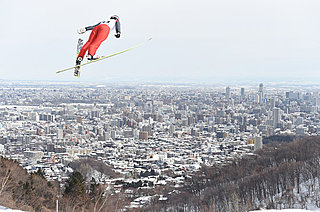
142;136;320;211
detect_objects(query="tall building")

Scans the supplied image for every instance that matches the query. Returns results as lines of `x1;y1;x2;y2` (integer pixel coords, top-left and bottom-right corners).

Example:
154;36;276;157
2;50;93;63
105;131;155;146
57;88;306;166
271;97;276;108
57;129;63;139
273;107;281;128
111;130;117;139
258;83;264;104
259;83;263;93
241;88;245;98
225;87;231;99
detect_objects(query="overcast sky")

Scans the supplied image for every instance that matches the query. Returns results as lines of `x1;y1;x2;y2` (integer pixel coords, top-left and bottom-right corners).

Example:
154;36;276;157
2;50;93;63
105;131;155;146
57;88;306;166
0;0;320;83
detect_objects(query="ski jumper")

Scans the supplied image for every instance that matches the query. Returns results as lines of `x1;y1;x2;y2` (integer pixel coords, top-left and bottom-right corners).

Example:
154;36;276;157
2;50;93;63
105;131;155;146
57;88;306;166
78;18;121;59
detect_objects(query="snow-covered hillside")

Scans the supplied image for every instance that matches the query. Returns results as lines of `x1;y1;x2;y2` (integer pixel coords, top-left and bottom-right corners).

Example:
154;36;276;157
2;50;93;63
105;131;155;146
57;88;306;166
0;206;24;212
251;209;320;212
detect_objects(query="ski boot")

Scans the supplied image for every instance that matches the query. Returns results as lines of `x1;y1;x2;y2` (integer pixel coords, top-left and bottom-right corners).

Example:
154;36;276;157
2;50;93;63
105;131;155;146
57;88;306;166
74;57;82;77
87;54;101;61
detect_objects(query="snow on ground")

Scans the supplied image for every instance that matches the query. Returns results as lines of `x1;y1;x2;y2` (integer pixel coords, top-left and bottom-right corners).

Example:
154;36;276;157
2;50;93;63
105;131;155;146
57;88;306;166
251;177;320;211
0;206;25;212
251;209;320;212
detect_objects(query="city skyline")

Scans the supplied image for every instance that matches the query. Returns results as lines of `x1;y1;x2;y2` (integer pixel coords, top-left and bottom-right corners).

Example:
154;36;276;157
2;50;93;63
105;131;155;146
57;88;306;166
1;80;320;210
1;0;320;82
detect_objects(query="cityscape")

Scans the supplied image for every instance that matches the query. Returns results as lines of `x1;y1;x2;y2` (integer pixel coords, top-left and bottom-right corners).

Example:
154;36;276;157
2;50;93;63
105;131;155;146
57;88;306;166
1;0;319;211
0;80;320;209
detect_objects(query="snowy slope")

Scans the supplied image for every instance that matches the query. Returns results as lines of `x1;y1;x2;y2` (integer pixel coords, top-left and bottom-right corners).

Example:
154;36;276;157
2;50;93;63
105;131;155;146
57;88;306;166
0;206;25;212
251;209;320;212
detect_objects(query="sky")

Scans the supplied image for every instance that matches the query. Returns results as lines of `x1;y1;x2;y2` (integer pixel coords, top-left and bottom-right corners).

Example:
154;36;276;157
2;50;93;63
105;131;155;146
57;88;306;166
0;0;320;83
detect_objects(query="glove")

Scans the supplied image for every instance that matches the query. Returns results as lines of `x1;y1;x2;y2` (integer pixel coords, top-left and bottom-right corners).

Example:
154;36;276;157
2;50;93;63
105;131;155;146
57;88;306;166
115;32;121;38
77;28;86;34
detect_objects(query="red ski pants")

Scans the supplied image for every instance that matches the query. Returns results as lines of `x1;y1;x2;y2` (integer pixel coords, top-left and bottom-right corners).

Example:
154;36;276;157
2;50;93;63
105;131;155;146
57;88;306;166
78;24;110;58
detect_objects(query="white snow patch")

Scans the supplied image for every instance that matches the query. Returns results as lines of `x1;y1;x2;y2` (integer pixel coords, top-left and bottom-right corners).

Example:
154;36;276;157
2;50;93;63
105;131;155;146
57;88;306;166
0;205;25;212
251;209;320;212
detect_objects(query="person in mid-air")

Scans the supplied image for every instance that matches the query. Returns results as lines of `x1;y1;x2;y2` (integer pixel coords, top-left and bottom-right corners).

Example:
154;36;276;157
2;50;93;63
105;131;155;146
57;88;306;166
75;15;121;76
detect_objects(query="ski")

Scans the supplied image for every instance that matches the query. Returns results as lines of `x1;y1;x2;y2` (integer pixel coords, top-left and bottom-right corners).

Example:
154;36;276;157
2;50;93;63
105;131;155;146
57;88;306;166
74;38;84;77
57;38;152;74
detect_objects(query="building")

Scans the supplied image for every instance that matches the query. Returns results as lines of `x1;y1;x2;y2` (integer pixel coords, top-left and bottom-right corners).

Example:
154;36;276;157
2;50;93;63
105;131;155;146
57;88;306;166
254;136;263;151
139;131;148;140
258;83;264;104
273;107;281;128
241;88;245;99
225;87;231;99
57;129;63;139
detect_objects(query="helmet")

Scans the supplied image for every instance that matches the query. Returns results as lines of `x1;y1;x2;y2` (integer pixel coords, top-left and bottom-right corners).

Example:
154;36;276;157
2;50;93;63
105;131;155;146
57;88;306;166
110;15;119;20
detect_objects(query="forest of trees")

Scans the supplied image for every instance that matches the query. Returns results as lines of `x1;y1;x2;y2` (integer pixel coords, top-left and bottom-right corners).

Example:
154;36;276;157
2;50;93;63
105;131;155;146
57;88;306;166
59;171;129;212
0;157;58;211
262;134;304;144
2;136;320;211
142;136;320;211
0;158;128;211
